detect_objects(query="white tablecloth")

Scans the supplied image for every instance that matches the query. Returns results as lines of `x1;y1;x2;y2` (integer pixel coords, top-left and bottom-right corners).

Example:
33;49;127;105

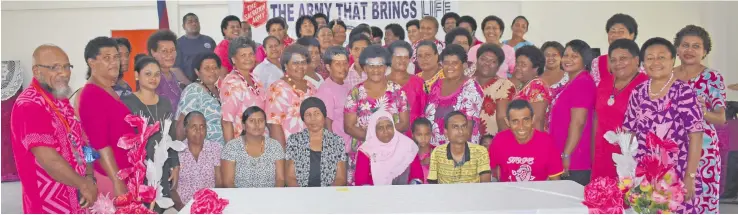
179;180;588;214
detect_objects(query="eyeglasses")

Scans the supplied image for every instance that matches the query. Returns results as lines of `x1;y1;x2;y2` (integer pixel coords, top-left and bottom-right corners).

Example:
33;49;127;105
35;64;73;72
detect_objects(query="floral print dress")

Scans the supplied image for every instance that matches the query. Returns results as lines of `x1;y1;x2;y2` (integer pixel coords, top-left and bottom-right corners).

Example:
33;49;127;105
623;80;704;214
425;78;483;146
686;68;726;214
480;78;516;136
344;81;409;184
514;78;553;123
219;70;266;136
266;80;317;138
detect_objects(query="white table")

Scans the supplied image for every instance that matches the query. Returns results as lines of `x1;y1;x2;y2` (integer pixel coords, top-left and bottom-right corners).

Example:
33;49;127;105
179;180;587;214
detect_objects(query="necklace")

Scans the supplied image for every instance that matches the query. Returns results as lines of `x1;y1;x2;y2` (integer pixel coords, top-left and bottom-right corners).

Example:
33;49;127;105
200;81;221;105
649;73;675;97
244;136;265;166
286;76;306;93
607;73;639;106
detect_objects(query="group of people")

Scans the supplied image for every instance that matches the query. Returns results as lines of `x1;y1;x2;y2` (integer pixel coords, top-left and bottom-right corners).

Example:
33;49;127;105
9;9;736;214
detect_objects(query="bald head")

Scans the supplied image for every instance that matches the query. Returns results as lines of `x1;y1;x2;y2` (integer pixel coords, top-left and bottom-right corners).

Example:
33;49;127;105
32;44;72;98
32;44;68;65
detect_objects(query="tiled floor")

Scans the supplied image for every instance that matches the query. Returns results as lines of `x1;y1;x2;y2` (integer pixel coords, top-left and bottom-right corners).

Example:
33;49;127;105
2;181;738;214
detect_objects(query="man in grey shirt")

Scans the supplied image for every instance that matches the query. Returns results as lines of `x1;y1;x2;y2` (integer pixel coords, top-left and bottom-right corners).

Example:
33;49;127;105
176;13;217;82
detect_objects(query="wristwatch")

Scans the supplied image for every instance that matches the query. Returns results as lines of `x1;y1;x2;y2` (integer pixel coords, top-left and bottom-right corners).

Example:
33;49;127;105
561;153;570;159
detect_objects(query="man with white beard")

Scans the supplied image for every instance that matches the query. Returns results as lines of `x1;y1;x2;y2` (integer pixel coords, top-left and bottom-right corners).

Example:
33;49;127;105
11;45;98;213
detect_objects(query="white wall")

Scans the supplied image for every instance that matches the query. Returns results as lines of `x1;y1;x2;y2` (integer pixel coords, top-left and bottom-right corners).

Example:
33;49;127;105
2;1;735;100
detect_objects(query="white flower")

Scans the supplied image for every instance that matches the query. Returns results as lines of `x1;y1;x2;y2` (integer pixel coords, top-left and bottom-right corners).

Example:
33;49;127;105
606;130;638;179
145;120;186;209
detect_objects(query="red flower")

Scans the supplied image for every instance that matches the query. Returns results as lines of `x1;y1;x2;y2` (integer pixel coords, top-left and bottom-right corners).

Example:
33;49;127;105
482;96;496;115
582;177;624;214
191;188;229;214
646;132;678;153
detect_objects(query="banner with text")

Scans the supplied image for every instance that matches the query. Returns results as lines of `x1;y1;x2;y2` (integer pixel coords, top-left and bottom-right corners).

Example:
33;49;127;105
230;0;458;45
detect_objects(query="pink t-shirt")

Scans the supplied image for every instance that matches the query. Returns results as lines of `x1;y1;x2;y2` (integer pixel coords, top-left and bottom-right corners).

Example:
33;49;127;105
489;130;564;182
548;71;596;171
214;40;232;72
315;78;352;151
78;83;135;176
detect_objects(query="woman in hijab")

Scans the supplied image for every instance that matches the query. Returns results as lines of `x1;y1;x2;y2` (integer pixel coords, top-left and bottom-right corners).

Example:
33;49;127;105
285;97;347;187
353;110;424;186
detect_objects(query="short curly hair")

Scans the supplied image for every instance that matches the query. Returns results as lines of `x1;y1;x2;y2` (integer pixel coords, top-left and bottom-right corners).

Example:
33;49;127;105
358;45;391;67
147;29;177;55
476;44;505;68
640;37;676;61
227;36;257;63
280;44;311;69
440;44;468;63
444;27;473;47
540;41;564;57
481;15;505;35
674;24;712;56
606;13;638;40
515;45;545;76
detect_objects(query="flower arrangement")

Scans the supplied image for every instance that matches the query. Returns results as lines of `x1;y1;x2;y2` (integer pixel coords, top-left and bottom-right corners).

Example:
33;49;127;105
90;115;160;214
607;130;687;214
190;188;229;214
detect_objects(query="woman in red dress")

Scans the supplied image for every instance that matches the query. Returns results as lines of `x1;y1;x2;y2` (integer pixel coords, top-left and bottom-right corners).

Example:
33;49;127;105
591;39;648;179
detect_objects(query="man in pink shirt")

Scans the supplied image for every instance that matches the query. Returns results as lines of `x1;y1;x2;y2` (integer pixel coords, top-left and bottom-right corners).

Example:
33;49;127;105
489;100;564;182
12;45;98;213
214;15;242;73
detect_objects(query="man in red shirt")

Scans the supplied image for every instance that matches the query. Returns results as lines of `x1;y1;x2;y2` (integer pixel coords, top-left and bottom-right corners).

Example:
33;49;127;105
489;99;564;182
11;45;98;213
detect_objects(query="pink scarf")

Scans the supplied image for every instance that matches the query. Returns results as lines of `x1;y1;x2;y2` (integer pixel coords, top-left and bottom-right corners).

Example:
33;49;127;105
358;110;418;185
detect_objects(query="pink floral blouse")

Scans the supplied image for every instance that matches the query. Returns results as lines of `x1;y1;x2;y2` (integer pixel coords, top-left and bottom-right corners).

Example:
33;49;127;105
425;78;484;146
266;80;317;138
177;140;222;204
344;81;409;152
220;70;267;136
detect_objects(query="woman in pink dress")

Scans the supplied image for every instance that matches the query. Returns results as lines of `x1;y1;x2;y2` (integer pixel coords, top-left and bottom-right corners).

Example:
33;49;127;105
425;44;483;146
549;40;596;186
220;37;266;143
673;25;726;214
591;39;648;180
354;110;423;186
78;37;135;197
387;40;427;138
267;45;317;147
623;37;704;213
